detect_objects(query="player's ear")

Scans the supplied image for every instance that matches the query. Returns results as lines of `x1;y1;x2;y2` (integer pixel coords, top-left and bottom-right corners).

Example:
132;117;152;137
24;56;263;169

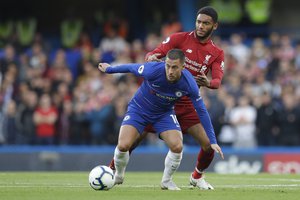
213;22;218;30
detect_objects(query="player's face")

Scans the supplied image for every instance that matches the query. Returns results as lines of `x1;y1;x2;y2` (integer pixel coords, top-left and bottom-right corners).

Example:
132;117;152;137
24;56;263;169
165;58;184;83
195;14;218;41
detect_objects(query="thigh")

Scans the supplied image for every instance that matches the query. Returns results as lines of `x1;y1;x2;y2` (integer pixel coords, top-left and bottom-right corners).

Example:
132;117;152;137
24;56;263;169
121;110;147;134
175;105;200;133
118;125;140;151
187;123;211;149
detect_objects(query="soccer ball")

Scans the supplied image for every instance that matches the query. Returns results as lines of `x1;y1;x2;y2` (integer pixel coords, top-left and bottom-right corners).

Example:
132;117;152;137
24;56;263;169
89;165;115;190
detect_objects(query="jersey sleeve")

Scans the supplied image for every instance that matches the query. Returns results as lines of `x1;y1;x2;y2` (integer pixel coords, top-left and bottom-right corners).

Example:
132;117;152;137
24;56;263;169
106;62;161;79
145;33;180;60
209;50;224;89
188;75;217;144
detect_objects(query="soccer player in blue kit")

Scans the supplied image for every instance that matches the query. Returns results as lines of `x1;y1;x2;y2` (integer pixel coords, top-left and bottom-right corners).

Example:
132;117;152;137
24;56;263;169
98;49;223;190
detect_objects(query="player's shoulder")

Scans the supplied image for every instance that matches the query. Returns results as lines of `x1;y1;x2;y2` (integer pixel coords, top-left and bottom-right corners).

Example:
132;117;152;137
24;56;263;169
183;67;192;75
169;31;193;40
144;61;165;76
181;69;198;92
208;39;224;55
145;61;165;69
182;68;196;83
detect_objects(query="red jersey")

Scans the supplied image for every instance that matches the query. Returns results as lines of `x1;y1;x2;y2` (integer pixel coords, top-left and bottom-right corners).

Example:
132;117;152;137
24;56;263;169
146;31;224;108
35;107;58;137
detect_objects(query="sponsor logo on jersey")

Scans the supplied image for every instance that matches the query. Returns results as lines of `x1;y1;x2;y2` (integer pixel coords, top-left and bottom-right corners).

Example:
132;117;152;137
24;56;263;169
138;65;144;74
155;93;177;101
162;37;170;44
186;49;192;53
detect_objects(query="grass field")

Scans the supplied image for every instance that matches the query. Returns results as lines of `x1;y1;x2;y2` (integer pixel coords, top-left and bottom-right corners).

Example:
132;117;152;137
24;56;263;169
1;172;300;200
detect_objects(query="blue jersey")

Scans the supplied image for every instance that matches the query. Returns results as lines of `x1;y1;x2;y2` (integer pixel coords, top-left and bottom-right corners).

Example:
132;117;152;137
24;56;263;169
106;62;217;144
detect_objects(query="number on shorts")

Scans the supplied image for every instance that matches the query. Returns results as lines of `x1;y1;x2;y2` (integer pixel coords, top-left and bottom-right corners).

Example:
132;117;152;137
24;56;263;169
170;114;179;125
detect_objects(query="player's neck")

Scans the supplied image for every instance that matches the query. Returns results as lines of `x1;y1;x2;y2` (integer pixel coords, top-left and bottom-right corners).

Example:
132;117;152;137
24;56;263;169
194;31;211;43
197;36;210;43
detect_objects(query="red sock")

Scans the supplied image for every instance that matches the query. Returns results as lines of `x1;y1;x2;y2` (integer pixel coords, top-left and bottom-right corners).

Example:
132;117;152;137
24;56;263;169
192;148;214;179
109;148;134;170
108;159;115;170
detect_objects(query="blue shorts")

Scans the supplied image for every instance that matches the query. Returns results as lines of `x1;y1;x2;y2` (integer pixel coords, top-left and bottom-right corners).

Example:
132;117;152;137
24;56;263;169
121;106;181;134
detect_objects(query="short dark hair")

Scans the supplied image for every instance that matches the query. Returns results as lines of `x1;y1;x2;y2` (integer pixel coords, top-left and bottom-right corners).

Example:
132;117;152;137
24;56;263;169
166;49;185;64
197;6;218;23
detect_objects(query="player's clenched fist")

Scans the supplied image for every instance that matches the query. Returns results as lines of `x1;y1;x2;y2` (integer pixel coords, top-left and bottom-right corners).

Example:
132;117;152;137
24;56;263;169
98;63;110;72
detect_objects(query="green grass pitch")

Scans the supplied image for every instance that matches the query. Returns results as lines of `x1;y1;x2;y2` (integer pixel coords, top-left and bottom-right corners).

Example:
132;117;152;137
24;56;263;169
1;172;300;200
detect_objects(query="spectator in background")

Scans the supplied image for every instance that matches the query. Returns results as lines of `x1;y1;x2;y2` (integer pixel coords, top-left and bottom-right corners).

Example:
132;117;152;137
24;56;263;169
68;84;89;145
33;93;58;145
228;33;250;68
218;94;236;146
229;95;257;148
2;100;18;144
57;100;73;144
255;92;280;146
278;35;295;62
0;62;18;144
28;43;47;75
278;93;300;146
295;42;300;70
103;11;128;39
0;44;18;76
99;24;128;63
160;13;182;38
16;90;38;144
107;94;129;145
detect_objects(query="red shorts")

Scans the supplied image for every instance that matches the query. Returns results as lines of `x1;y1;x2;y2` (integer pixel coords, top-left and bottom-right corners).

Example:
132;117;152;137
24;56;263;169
144;102;200;134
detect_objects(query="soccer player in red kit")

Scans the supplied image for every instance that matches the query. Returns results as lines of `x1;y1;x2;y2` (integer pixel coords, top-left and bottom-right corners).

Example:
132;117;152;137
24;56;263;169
109;6;224;190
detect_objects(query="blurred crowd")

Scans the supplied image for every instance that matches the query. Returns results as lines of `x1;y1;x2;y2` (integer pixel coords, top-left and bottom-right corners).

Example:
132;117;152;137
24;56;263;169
0;22;300;148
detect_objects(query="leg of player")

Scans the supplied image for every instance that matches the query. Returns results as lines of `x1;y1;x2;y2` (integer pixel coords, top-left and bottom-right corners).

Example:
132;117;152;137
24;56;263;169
159;130;183;191
109;131;149;170
113;125;140;185
187;123;215;190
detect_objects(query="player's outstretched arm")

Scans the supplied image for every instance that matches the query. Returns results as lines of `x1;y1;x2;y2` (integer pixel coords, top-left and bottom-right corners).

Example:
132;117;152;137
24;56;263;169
98;63;111;72
211;144;224;159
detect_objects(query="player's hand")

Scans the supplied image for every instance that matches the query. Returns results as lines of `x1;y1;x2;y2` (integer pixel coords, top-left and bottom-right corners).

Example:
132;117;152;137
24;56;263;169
195;72;210;88
146;53;162;62
98;63;110;72
211;144;224;159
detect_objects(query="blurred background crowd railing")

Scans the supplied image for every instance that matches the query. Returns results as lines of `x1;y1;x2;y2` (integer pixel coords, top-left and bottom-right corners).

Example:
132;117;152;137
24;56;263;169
0;0;299;148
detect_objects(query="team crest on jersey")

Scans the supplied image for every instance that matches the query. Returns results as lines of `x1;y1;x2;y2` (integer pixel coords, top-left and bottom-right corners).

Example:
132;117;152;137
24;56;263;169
124;115;130;121
175;91;183;97
162;37;170;44
138;65;144;74
204;55;211;64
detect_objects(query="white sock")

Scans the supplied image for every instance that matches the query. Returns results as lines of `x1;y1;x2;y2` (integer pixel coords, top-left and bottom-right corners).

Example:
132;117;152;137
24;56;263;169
162;150;182;183
114;147;129;177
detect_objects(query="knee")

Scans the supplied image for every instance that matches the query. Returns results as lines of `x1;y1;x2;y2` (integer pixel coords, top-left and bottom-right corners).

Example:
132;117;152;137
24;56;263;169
170;143;183;154
117;143;131;152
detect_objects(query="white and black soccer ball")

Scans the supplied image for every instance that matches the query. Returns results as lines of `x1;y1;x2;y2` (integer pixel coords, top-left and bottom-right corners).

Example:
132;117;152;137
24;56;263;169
89;165;115;190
